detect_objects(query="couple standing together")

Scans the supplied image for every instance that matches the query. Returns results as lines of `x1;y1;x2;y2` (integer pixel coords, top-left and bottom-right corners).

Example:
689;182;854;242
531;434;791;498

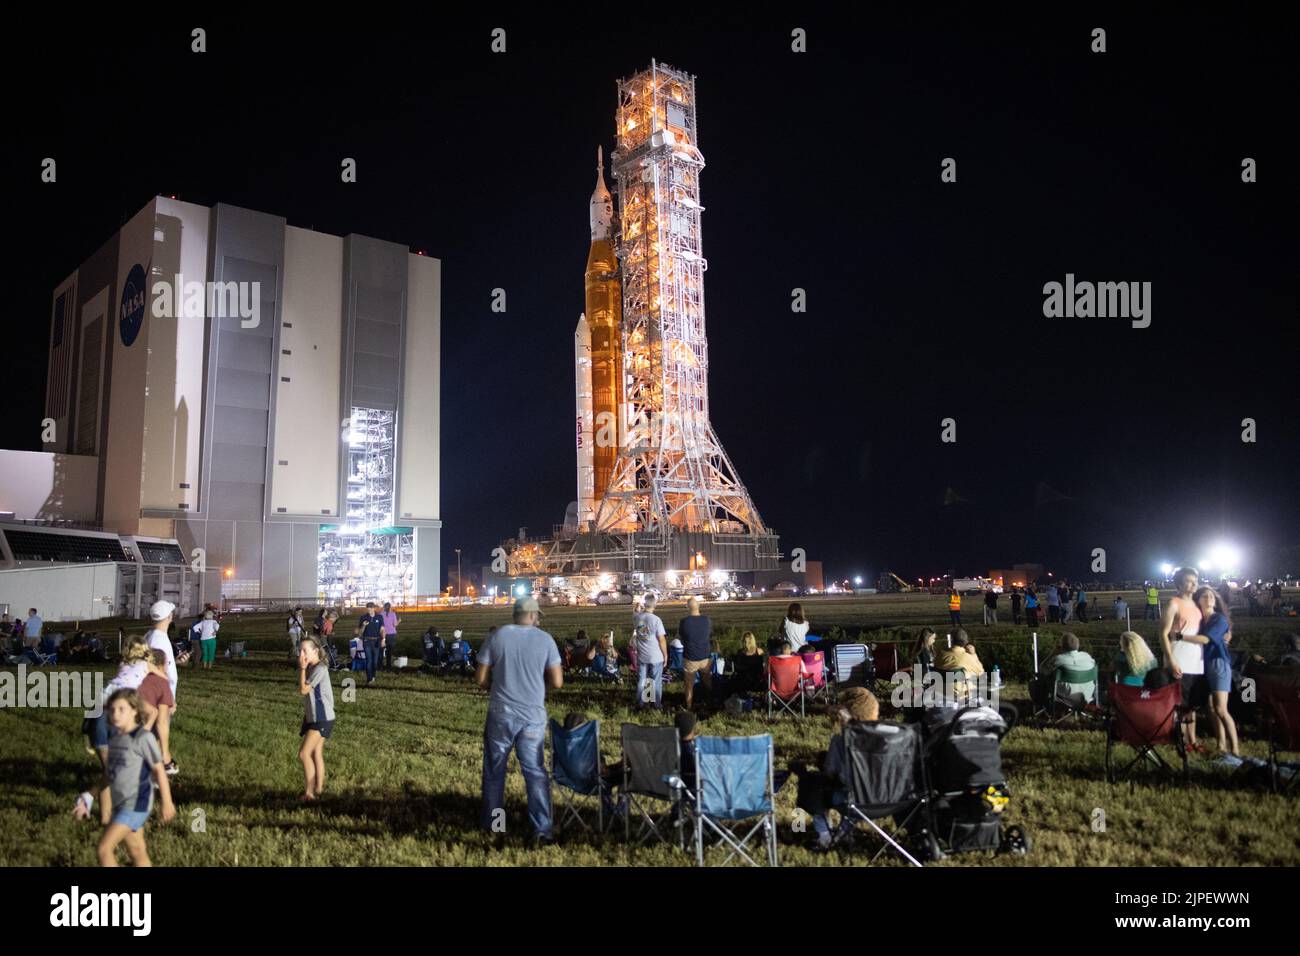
1157;566;1239;757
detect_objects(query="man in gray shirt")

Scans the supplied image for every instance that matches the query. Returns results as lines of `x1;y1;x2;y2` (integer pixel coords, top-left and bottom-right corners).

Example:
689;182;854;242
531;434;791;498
476;596;563;846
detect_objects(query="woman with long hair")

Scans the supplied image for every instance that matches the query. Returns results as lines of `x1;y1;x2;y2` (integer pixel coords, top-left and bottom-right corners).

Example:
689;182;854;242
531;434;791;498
1185;586;1240;758
912;628;937;674
1115;631;1157;686
781;602;810;652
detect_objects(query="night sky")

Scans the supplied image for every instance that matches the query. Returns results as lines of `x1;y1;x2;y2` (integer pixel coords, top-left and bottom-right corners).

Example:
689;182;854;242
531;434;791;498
8;9;1298;584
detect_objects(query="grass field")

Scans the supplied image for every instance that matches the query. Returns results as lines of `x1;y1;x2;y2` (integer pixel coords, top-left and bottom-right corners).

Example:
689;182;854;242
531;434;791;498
2;593;1298;866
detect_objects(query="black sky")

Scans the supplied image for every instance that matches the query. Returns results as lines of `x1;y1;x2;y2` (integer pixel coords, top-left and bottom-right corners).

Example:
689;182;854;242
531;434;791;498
7;8;1298;584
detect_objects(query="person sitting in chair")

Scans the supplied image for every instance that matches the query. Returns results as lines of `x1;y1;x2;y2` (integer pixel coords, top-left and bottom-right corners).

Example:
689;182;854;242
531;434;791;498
731;632;766;695
911;628;937;675
796;687;880;851
1029;632;1096;709
1114;631;1157;687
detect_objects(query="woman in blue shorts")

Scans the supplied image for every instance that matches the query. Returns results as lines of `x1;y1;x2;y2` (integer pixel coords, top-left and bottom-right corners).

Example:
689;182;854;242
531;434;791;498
1188;586;1240;758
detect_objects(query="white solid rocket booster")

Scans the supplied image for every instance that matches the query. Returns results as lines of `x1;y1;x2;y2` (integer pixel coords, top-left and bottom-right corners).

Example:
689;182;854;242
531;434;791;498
574;313;596;528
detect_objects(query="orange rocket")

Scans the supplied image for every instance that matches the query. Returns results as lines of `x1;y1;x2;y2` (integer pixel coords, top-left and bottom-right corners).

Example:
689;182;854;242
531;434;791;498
583;146;622;512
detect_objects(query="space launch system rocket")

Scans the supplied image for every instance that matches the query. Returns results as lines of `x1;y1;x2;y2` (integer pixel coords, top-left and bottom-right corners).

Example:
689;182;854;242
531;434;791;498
575;146;623;529
574;313;595;526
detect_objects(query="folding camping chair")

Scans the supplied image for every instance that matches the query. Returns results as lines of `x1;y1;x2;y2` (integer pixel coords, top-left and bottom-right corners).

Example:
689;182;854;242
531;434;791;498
550;719;611;835
801;650;829;703
1105;681;1188;786
1256;666;1300;794
872;643;900;682
767;656;806;718
621;724;683;847
1040;664;1101;725
830;643;870;697
841;720;931;867
590;652;622;683
676;734;778;867
30;637;59;666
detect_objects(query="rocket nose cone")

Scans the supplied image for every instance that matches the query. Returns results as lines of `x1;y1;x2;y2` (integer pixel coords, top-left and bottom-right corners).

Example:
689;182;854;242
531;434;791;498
590;146;614;239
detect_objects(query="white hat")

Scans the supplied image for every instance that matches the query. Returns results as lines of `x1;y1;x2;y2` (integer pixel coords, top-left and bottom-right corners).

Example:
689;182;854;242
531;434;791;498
149;600;176;621
453;629;463;639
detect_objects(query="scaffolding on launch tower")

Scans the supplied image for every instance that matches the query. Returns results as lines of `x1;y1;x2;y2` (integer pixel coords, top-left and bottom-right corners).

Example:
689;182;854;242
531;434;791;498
594;60;769;541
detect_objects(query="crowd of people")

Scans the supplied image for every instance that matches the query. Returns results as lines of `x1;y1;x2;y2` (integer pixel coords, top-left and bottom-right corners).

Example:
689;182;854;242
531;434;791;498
47;575;1300;863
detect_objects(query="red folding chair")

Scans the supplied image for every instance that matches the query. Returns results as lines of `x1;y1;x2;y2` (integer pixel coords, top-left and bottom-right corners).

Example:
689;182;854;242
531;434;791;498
1257;667;1300;794
801;650;828;703
1105;681;1188;785
872;643;901;696
767;656;805;719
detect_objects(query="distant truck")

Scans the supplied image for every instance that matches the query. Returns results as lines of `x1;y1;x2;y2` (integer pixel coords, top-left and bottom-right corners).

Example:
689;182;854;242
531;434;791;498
952;576;1002;596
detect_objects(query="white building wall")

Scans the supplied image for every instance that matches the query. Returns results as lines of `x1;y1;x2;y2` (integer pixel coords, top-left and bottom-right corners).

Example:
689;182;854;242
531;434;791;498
0;563;120;621
0;452;99;522
101;200;157;535
44;272;79;454
272;226;343;516
399;254;440;521
141;198;209;513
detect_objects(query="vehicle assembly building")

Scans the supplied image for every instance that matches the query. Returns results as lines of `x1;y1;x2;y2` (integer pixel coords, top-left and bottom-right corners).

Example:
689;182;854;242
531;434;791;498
505;60;780;592
0;196;441;617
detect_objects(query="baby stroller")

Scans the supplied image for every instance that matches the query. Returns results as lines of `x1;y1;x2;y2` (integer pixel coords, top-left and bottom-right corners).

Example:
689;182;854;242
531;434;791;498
916;703;1031;860
322;637;344;671
443;635;474;675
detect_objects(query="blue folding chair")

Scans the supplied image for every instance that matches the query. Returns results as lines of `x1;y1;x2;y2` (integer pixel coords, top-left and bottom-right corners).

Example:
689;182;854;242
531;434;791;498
674;735;778;867
31;637;59;666
830;643;870;696
550;719;610;836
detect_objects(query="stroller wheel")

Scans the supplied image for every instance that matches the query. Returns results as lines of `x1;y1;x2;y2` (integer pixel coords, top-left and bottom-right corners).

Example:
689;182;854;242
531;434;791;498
999;825;1032;856
910;830;943;863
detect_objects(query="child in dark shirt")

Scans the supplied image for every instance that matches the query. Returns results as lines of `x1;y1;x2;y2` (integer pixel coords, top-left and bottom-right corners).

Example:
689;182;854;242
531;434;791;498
137;650;177;775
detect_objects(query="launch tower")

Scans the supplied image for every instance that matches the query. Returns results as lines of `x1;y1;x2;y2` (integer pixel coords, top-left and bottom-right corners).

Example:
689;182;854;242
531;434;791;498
506;61;778;582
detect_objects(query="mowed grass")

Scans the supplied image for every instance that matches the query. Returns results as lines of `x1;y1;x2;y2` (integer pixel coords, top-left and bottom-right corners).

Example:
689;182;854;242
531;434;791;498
2;593;1298;866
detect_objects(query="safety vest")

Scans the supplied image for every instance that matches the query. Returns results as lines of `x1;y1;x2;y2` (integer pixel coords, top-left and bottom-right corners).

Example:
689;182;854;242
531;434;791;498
1146;587;1159;605
948;594;961;611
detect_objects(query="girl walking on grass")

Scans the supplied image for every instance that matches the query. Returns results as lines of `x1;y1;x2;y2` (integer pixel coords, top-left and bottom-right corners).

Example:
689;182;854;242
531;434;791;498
72;689;176;866
298;636;335;801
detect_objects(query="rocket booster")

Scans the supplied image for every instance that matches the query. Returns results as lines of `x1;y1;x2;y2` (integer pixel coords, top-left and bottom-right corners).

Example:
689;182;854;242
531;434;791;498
584;146;623;503
575;313;595;528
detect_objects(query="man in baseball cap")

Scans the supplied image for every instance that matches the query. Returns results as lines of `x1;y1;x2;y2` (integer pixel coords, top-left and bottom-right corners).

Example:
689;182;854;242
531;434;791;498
146;600;180;774
475;594;561;846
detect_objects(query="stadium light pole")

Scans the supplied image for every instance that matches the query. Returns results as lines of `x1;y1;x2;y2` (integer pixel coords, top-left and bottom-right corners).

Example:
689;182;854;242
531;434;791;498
455;548;462;605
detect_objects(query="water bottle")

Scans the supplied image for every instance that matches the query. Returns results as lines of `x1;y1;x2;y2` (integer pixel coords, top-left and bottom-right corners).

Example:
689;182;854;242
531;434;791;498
990;663;1002;690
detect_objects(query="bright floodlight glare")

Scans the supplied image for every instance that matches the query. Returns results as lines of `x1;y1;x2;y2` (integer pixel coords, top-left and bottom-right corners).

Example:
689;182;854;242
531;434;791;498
1209;543;1243;573
1159;562;1174;576
854;576;863;585
1198;558;1213;573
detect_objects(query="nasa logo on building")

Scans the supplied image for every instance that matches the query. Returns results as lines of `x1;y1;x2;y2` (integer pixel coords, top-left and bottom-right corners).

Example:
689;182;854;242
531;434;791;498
119;263;147;346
